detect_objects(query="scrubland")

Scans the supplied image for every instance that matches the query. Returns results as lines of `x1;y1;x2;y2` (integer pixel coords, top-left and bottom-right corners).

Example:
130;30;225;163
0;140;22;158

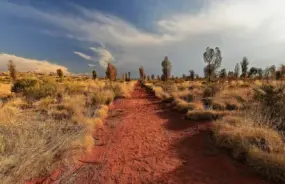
144;79;285;183
0;73;136;184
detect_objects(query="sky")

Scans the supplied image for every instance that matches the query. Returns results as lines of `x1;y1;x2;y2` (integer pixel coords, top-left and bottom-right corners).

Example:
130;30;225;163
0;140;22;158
1;0;285;77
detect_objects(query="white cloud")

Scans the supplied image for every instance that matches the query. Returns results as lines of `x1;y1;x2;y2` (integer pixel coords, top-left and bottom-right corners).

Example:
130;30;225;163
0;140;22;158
89;47;115;69
74;51;92;60
88;64;96;67
2;0;285;76
0;53;70;74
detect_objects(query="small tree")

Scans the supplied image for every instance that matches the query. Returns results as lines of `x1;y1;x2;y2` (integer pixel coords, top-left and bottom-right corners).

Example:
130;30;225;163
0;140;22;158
276;71;282;80
189;70;195;81
56;69;63;79
157;75;160;80
234;63;240;80
106;63;116;81
257;68;263;80
147;75;150;81
228;71;235;83
240;57;249;79
92;70;97;80
269;65;276;80
128;72;131;81
203;47;222;82
122;73;126;81
263;68;269;83
248;67;258;78
8;60;17;82
139;66;145;81
280;65;285;82
151;74;155;80
161;56;172;82
219;68;227;82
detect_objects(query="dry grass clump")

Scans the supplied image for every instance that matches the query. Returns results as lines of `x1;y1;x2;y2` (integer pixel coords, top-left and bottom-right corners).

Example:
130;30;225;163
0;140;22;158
186;110;230;121
213;84;285;183
91;90;115;105
0;115;87;184
111;81;136;98
213;113;285;183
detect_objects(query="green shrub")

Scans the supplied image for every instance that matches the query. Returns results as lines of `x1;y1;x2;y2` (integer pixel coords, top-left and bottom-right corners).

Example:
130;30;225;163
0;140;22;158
25;82;57;99
11;78;39;93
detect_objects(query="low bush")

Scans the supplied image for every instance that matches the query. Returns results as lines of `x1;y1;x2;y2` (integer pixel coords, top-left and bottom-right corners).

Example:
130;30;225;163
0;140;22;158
213;114;285;183
186;110;229;121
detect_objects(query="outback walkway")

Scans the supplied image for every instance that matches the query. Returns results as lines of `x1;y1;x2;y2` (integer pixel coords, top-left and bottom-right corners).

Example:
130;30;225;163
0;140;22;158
49;83;268;184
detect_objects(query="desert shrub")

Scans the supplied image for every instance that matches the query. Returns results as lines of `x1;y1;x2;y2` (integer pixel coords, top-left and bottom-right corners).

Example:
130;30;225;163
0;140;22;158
24;81;57;99
203;83;220;98
91;90;115;105
64;82;86;94
213;113;285;183
11;78;56;100
11;78;39;93
253;84;285;130
212;100;226;110
186;110;229;121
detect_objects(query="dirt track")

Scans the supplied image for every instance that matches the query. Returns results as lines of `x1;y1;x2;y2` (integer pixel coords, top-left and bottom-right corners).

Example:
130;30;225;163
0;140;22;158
47;83;269;184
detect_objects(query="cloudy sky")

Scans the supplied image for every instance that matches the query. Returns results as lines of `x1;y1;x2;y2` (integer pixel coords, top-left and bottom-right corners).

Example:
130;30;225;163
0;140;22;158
0;0;285;76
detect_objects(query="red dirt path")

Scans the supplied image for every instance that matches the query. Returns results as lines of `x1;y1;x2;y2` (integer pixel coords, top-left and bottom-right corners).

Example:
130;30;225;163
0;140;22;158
44;84;269;184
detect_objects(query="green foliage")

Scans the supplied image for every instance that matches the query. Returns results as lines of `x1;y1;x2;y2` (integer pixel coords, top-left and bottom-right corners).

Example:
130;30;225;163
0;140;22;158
11;78;39;93
161;56;172;81
240;57;249;78
203;47;222;81
11;78;57;99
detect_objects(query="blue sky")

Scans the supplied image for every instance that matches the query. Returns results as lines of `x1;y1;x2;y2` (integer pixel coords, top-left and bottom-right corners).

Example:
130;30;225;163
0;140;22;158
1;0;285;77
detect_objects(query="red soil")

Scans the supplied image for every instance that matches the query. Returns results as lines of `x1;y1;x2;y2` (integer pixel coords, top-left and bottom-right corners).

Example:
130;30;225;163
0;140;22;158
35;83;270;184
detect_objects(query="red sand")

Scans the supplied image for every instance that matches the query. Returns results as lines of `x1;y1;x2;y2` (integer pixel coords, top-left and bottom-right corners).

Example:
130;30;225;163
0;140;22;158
30;83;270;184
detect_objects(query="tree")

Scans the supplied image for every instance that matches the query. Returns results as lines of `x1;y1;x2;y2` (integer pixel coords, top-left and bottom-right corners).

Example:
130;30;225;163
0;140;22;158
257;68;263;79
234;63;240;79
92;70;97;80
248;67;258;78
122;73;126;81
147;75;150;81
8;60;17;82
228;71;235;82
128;72;131;81
56;69;63;79
157;75;160;80
269;65;276;80
161;56;172;81
189;70;195;81
203;47;222;82
240;57;249;79
249;67;257;78
276;71;282;80
106;63;117;81
280;65;285;81
139;66;145;81
151;74;155;80
219;68;227;81
263;68;270;82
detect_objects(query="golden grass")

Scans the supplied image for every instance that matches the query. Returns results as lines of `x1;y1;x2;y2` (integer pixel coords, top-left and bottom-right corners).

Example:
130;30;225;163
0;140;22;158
186;110;230;121
0;83;11;98
213;114;285;183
